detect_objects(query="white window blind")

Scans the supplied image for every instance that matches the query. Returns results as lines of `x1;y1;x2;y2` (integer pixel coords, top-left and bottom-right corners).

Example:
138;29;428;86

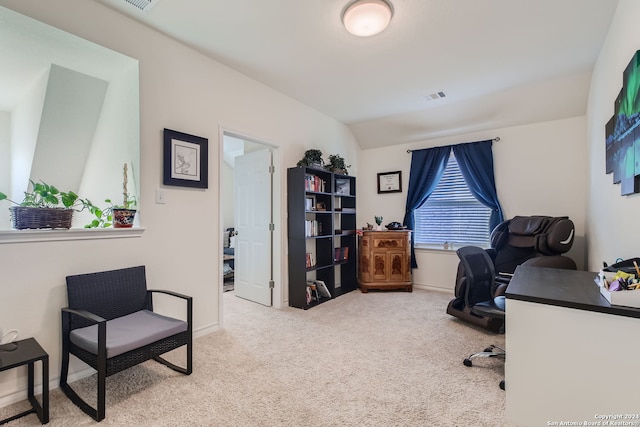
414;154;491;247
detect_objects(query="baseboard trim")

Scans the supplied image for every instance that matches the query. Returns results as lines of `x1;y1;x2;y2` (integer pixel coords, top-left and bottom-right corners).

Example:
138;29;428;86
412;283;453;294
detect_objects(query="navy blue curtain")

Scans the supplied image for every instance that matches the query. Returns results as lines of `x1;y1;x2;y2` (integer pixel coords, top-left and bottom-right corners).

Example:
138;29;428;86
403;146;451;268
452;140;504;231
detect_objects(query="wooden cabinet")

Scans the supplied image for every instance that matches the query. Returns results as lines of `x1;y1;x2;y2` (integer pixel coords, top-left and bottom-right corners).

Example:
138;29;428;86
358;230;412;292
287;167;357;309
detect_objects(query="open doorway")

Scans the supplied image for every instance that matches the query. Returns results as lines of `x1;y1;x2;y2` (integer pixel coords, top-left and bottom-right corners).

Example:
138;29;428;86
220;130;283;322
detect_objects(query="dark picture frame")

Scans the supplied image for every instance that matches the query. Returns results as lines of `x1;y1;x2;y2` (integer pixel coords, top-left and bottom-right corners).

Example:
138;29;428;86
377;171;402;193
163;128;208;188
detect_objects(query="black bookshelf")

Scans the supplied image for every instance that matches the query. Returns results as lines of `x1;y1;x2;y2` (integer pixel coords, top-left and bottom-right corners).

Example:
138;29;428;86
287;166;357;309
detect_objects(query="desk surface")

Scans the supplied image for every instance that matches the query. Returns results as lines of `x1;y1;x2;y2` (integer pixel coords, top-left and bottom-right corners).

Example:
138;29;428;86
505;265;640;319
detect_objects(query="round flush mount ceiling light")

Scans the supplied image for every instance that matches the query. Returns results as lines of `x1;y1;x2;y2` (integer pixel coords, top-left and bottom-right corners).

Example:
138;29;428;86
342;0;394;37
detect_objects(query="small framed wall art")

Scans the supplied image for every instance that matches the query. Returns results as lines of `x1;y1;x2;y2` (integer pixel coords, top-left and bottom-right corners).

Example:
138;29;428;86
377;171;402;194
163;128;208;188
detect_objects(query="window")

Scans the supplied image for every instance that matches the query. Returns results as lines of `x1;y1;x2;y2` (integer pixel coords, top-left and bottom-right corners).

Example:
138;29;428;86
414;154;491;247
0;7;139;231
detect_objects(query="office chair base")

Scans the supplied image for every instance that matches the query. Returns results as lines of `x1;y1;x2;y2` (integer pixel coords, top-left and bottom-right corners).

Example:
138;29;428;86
463;344;505;366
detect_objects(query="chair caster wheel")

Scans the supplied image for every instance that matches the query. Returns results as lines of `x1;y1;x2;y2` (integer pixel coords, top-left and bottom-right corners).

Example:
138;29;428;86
499;380;505;390
484;347;494;352
463;358;472;367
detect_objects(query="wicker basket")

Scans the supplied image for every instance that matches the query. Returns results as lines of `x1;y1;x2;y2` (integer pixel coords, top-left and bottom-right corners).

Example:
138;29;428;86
9;206;74;230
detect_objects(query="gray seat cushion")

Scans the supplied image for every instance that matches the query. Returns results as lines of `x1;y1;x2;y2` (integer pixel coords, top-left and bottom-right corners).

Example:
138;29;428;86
70;310;188;358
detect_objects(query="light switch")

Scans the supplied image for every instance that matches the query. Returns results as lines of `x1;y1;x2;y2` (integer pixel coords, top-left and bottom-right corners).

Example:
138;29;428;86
155;189;166;204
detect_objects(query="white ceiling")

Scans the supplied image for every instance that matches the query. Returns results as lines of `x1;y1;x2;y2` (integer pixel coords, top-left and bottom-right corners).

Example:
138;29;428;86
98;0;619;149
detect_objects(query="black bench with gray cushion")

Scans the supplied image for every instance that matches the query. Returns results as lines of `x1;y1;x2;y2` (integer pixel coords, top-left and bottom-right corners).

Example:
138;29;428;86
60;266;192;422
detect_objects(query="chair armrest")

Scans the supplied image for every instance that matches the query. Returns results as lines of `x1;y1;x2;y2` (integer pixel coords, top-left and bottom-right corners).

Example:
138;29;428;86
61;307;106;324
147;289;192;301
146;290;193;326
61;307;107;362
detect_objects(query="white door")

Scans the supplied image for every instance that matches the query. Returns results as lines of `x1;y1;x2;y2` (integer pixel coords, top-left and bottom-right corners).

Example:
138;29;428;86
233;149;273;306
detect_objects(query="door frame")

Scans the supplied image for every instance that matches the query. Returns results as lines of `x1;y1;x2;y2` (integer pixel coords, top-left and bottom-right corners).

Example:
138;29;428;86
218;126;284;325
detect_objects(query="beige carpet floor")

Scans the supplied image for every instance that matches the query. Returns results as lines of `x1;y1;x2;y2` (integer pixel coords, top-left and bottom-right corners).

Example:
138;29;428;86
0;288;506;426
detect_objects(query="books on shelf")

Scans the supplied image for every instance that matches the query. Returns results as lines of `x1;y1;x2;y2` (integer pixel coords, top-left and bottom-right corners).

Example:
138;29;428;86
305;252;315;268
305;285;313;304
305;197;314;211
307;279;331;300
305;174;326;192
334;246;349;262
314;280;332;298
306;281;320;304
305;220;323;237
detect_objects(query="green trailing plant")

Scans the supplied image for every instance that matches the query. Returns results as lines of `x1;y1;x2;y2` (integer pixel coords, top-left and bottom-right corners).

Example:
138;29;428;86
296;149;324;168
0;180;108;228
83;164;137;228
375;216;383;226
83;196;138;228
0;180;80;209
82;199;113;228
0;168;139;228
326;154;351;175
0;162;136;230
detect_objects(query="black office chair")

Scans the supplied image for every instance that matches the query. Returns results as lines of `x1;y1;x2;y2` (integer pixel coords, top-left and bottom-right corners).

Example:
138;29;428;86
456;245;506;390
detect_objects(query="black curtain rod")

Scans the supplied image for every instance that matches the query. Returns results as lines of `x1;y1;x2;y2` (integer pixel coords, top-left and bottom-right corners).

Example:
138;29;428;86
406;137;500;153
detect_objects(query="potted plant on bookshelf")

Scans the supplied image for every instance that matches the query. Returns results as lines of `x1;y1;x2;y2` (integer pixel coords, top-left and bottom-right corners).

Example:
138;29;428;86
325;154;350;175
296;149;324;169
0;181;89;230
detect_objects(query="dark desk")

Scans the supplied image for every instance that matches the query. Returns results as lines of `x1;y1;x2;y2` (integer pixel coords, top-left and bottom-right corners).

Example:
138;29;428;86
0;338;49;425
506;265;640;318
505;266;640;426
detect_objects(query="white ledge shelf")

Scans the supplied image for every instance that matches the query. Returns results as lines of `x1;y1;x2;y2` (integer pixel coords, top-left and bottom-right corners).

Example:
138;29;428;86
0;227;145;244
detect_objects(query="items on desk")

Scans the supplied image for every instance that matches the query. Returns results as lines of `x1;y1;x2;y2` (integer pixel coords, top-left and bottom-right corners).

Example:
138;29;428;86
597;268;640;308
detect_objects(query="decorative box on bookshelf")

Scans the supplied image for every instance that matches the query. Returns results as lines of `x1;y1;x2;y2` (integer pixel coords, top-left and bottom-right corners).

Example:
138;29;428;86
334;247;349;262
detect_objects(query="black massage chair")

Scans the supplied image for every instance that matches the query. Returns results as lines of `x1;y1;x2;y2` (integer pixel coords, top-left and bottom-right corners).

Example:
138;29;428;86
446;215;577;331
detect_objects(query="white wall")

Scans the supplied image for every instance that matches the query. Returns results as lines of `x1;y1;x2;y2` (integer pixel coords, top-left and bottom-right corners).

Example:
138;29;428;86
9;68;47;202
587;0;640;271
359;116;588;291
0;0;360;406
0;112;9;229
77;61;140;224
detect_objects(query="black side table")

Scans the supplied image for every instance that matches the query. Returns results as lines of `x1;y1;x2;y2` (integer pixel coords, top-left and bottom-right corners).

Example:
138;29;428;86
0;338;49;425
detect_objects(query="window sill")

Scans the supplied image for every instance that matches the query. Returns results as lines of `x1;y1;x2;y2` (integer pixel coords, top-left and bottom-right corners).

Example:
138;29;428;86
415;244;458;253
0;227;145;244
415;243;489;253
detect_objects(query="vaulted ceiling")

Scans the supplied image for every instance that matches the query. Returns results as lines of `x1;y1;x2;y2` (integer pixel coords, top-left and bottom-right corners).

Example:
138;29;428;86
98;0;619;149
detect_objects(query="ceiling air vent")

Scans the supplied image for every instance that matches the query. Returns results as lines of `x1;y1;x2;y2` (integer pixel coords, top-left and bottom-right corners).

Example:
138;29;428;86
123;0;158;12
101;0;160;13
425;92;446;102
